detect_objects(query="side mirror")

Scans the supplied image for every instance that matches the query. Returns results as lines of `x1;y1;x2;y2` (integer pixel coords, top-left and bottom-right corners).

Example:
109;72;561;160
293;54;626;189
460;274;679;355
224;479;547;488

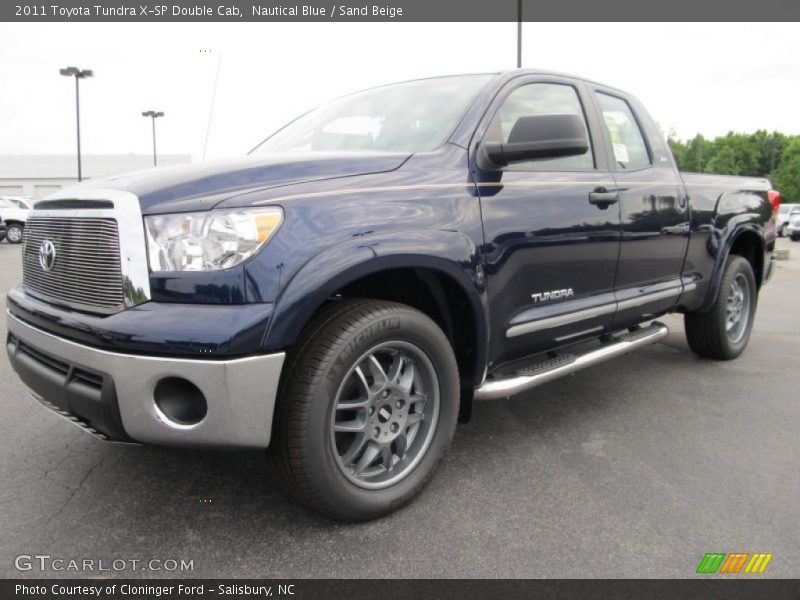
478;113;590;170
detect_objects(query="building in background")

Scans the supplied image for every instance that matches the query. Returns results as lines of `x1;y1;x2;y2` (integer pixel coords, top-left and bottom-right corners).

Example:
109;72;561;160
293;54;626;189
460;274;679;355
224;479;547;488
0;154;192;199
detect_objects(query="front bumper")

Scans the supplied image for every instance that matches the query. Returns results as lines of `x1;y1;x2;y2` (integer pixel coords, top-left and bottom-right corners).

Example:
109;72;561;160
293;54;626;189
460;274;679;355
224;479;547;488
6;312;285;448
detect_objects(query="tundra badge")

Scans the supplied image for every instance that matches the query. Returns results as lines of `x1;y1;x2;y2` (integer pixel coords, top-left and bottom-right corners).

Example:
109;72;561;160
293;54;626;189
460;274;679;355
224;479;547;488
531;288;575;303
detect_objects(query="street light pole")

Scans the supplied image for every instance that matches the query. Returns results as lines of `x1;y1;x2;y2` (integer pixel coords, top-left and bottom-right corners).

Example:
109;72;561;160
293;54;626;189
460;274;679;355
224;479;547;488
517;0;522;68
141;110;165;167
60;66;93;182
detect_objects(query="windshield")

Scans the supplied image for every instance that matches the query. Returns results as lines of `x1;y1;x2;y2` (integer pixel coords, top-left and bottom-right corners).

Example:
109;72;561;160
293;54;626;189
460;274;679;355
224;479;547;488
252;74;494;155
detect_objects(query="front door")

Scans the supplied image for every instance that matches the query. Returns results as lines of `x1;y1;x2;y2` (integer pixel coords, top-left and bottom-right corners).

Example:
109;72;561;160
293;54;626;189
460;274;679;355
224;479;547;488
471;76;622;368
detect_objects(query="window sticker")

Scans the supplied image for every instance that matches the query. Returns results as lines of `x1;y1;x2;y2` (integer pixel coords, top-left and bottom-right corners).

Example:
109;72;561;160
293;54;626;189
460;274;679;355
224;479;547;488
613;143;629;164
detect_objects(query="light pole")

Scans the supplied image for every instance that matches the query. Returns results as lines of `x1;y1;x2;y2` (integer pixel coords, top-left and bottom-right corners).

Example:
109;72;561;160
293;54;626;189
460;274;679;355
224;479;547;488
517;0;522;68
141;110;165;167
60;66;93;182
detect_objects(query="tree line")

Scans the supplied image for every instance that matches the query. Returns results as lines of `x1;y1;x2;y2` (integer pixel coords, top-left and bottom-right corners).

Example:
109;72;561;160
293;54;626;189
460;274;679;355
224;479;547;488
668;131;800;202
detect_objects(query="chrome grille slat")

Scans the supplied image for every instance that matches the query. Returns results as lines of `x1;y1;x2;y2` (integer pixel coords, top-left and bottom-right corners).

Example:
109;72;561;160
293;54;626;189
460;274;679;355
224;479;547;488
22;216;125;313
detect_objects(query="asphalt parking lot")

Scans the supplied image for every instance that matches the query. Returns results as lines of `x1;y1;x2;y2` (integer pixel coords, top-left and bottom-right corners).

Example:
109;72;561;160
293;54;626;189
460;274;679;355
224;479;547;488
1;238;798;579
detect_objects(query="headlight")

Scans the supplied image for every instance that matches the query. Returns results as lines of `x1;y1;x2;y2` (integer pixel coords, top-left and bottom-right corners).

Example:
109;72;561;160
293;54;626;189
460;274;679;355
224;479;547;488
145;207;283;272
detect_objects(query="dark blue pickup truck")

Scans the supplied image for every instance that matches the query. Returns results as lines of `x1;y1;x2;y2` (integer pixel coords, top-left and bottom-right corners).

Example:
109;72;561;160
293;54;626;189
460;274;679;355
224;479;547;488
6;71;780;520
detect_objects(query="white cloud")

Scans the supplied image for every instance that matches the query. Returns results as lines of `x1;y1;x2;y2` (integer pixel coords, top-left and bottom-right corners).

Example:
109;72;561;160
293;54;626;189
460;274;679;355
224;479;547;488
0;21;797;160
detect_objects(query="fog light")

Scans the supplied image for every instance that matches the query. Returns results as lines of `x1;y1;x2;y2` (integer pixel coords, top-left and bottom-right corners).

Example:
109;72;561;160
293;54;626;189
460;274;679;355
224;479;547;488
153;377;207;426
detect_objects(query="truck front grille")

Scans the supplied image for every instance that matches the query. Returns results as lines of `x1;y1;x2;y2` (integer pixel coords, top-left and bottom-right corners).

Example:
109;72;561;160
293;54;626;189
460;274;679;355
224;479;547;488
22;217;125;314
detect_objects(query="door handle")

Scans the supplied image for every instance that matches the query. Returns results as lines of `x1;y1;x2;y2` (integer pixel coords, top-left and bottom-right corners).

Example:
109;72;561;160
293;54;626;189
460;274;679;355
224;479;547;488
589;190;619;208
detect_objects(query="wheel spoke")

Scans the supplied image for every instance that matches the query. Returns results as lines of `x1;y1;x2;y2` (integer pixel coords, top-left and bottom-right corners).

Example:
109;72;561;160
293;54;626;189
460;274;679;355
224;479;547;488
340;433;368;465
406;412;424;426
336;398;371;411
353;366;371;396
334;418;366;433
386;351;403;384
380;444;393;470
398;359;415;393
354;442;381;474
394;433;408;459
366;355;388;388
409;393;426;407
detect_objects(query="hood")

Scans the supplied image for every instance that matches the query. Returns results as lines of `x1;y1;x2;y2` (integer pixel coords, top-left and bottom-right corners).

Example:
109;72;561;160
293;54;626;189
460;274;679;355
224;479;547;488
69;152;411;214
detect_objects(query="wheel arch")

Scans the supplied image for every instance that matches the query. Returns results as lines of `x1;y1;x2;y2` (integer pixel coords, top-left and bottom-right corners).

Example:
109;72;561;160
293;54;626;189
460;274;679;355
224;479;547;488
701;225;765;313
263;231;489;421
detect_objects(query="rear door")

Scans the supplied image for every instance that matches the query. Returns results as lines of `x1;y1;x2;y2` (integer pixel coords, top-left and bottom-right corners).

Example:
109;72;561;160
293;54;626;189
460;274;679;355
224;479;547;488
471;75;622;367
590;88;691;328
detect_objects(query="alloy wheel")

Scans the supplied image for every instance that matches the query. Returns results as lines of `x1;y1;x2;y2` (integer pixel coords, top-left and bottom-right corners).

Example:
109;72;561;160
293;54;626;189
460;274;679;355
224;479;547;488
330;341;440;490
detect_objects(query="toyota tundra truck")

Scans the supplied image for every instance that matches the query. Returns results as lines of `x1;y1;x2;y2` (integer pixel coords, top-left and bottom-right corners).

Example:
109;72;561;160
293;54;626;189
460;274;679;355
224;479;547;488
5;71;779;520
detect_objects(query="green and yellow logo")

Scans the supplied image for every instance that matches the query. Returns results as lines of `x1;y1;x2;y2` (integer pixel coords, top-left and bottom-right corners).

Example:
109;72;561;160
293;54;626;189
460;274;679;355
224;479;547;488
696;552;773;574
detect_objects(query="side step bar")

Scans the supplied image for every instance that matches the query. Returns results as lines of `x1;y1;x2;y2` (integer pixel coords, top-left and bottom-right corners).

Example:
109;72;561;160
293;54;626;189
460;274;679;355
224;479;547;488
474;322;669;401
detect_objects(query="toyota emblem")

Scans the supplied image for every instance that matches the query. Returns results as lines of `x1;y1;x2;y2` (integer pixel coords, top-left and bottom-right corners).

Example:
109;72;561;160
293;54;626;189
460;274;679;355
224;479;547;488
39;240;57;272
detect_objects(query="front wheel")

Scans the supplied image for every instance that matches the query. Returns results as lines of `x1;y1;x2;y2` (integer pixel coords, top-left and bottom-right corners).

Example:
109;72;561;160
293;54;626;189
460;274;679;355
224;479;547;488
267;299;459;521
779;223;787;237
5;223;23;244
684;256;757;360
791;233;800;242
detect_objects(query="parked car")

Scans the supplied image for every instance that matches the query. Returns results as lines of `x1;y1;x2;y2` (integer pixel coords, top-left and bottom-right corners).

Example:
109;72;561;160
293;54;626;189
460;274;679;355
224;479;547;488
0;196;35;244
787;215;800;241
0;215;6;242
776;203;800;237
6;71;778;520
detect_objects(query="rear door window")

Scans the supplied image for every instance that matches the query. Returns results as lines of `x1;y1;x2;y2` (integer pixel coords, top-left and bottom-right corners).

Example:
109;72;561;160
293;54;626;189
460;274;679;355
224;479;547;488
596;93;651;170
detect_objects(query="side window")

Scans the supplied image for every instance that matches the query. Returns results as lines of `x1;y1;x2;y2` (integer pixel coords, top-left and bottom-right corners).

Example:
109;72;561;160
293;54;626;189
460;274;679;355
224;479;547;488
485;83;594;170
597;93;650;170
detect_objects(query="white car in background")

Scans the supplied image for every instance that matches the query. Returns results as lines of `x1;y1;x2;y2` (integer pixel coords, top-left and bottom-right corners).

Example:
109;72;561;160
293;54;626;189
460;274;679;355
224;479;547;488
777;203;800;237
787;214;800;241
0;196;35;244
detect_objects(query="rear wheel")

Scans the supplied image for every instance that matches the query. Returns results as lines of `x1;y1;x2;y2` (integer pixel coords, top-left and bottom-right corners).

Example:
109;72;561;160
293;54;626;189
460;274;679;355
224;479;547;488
684;256;757;360
268;299;459;520
5;223;23;244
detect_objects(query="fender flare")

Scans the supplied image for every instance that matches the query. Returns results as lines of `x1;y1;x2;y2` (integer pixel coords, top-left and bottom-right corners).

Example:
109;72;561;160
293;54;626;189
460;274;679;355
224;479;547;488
262;229;489;380
700;221;765;313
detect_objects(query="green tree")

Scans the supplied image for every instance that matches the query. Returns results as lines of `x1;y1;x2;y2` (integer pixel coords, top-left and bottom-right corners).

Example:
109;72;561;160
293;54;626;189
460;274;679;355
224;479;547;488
671;134;712;173
771;138;800;202
750;130;787;176
703;133;760;176
668;130;799;196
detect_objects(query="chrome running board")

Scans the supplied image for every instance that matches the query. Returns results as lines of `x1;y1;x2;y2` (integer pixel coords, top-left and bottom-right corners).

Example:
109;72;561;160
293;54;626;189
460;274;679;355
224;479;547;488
474;322;669;401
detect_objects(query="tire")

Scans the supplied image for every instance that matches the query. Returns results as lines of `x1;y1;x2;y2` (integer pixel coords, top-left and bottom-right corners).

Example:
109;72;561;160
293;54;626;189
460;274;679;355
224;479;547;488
779;224;787;237
791;233;800;242
267;299;460;521
5;223;23;244
684;256;757;360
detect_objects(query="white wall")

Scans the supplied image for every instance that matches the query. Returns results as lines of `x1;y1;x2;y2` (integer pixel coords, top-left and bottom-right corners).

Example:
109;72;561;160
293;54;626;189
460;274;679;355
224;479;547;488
0;154;191;199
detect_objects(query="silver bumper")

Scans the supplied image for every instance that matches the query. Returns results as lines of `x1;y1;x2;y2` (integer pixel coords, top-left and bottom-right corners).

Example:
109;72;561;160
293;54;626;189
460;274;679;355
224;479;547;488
7;313;285;449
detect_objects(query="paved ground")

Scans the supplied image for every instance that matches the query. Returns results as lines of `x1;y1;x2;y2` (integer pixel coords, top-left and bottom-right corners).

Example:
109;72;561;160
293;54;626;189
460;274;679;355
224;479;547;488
0;238;798;579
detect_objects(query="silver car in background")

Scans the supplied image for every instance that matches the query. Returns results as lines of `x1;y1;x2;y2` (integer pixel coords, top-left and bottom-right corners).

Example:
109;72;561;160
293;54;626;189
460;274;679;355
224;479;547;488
787;213;800;241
